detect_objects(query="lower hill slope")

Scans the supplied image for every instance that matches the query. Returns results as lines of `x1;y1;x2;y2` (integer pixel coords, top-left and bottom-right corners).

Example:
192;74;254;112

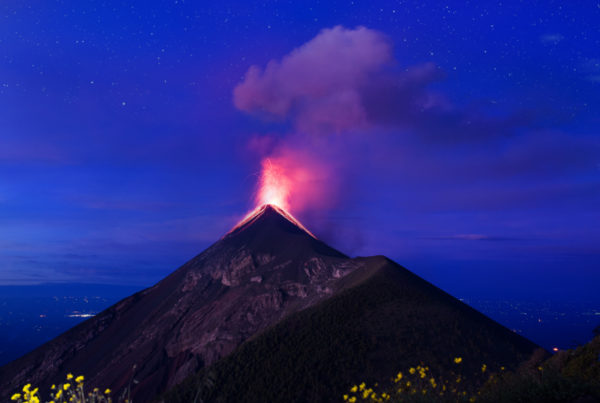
161;256;541;403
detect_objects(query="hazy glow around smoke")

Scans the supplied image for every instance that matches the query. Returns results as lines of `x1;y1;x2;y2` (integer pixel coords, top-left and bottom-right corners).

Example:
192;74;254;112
257;159;292;211
252;147;338;214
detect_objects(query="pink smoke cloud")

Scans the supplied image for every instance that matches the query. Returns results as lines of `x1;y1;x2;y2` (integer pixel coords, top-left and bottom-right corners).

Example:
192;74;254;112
234;25;530;141
233;25;542;221
248;136;342;214
233;26;393;134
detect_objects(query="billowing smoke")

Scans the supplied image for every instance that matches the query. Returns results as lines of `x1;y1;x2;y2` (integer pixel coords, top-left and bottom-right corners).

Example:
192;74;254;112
234;26;456;137
233;25;531;216
252;141;341;213
234;26;394;135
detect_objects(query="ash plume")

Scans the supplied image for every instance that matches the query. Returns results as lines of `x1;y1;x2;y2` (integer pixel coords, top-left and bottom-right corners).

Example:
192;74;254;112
232;25;592;246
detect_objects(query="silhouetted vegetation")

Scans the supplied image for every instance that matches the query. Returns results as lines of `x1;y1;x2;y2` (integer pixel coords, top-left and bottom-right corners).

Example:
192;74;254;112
476;334;600;403
339;333;600;402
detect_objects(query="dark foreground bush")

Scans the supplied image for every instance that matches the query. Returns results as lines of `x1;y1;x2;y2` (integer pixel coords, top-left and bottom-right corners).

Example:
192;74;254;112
342;335;600;402
477;335;600;403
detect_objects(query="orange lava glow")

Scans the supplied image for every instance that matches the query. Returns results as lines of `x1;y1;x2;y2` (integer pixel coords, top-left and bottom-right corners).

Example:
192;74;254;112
228;149;335;238
257;159;291;211
226;156;319;239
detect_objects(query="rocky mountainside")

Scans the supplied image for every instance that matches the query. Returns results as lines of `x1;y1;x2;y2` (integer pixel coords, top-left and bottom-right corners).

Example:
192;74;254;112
0;205;359;401
163;256;542;403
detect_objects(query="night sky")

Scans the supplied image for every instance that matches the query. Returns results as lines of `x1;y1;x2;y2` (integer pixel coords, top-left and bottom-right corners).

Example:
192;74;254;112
1;1;599;303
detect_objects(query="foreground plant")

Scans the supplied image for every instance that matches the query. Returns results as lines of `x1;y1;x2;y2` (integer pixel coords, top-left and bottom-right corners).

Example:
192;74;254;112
477;336;600;403
11;373;115;403
345;335;600;402
344;357;490;402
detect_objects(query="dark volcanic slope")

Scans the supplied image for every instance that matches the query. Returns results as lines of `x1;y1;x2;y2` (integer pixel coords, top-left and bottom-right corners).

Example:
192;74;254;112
0;205;358;401
163;256;541;403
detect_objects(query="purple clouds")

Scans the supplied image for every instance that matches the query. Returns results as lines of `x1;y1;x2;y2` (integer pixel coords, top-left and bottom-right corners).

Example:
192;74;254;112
234;26;392;134
233;26;529;141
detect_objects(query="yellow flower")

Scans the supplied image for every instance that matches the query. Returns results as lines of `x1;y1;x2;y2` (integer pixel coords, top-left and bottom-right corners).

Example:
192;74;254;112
409;367;416;374
343;394;348;401
51;384;56;390
396;372;403;380
22;384;31;393
350;385;358;392
63;383;70;390
66;373;74;380
348;397;357;403
481;364;487;373
406;381;411;387
454;357;462;364
104;388;111;394
56;390;63;399
75;375;84;384
11;393;21;401
500;366;505;371
359;383;366;391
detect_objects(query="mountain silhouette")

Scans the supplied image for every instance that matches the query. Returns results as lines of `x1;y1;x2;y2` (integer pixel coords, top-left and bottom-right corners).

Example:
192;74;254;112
0;205;541;401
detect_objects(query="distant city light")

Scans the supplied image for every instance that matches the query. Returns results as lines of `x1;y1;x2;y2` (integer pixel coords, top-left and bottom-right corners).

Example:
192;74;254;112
67;313;95;318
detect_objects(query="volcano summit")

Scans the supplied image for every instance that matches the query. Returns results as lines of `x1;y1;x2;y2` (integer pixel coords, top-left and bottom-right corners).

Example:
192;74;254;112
0;205;540;402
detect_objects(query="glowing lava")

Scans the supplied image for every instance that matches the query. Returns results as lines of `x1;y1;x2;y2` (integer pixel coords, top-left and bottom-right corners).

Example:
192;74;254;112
227;158;316;238
228;203;317;239
257;159;291;211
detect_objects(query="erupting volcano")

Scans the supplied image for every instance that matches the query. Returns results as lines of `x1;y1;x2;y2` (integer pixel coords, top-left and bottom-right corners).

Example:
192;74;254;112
0;199;540;402
229;158;317;238
228;203;317;239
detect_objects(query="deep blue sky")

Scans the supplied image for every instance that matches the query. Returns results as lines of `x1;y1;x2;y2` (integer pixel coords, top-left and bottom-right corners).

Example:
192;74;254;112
1;1;598;303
